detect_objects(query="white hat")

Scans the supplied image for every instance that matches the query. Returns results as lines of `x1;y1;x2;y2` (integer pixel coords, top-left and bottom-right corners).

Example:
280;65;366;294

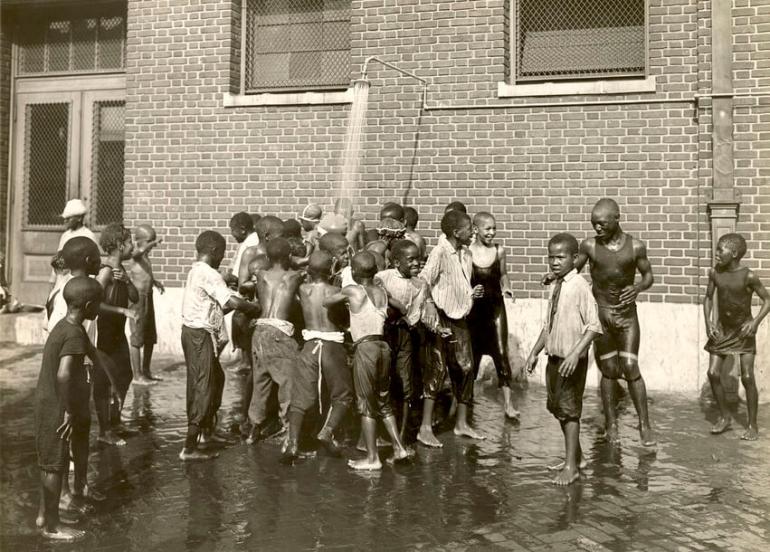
61;199;87;218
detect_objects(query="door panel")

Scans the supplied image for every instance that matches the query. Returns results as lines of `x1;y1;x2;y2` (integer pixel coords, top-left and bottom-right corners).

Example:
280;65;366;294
10;83;125;306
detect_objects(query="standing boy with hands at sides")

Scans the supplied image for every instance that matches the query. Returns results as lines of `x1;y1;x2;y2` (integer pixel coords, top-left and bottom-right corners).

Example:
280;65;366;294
35;276;103;542
704;233;769;440
526;233;602;486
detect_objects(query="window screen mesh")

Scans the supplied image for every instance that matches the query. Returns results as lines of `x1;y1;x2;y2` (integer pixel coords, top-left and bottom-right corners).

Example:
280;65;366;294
516;0;646;82
17;7;126;75
245;0;351;91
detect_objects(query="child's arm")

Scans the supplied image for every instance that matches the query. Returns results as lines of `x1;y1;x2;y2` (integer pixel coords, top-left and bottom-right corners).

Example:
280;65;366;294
498;245;514;299
131;237;162;260
742;271;770;337
323;288;350;309
98;303;136;320
224;295;260;317
96;265;112;290
153;278;165;294
55;355;80;441
125;277;139;304
525;328;548;374
559;330;601;377
87;345;123;409
703;270;719;339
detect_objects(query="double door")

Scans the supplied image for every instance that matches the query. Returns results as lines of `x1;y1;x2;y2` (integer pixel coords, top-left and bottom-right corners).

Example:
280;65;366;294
9;76;125;305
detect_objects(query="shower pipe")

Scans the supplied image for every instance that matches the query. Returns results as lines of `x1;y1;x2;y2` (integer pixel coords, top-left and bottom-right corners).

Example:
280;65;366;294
360;56;429;107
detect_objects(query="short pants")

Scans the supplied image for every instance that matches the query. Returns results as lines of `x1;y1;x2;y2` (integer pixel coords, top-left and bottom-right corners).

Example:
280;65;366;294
129;291;157;348
353;337;393;419
705;325;756;355
291;338;352;414
423;312;475;404
546;355;588;422
385;321;424;403
593;303;641;380
252;324;298;426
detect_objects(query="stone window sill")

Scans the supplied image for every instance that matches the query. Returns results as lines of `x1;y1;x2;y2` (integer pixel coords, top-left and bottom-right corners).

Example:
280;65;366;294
497;76;656;98
223;89;353;107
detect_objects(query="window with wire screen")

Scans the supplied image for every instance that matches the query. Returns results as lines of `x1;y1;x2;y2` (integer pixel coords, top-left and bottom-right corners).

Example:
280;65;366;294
16;5;126;76
244;0;351;92
514;0;647;82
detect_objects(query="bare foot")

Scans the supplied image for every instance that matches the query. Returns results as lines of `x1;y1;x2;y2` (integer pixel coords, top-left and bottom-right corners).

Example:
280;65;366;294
453;426;486;440
179;449;219;461
386;446;412;465
639;426;657;447
37;511;81;528
40;526;86;542
348;458;382;471
547;459;588;471
317;431;342;457
604;425;620;445
98;432;126;447
146;374;164;381
504;403;521;420
132;377;157;386
417;427;443;448
199;432;236;446
552;467;581;486
61;495;94;515
741;427;759;441
710;417;732;435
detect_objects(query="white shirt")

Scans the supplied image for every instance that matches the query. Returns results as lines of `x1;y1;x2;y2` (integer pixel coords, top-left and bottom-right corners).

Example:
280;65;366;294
231;232;260;274
58;226;98;252
544;269;603;358
181;262;235;346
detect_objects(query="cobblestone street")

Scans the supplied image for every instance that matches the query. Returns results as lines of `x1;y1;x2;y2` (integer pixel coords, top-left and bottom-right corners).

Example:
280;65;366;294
1;342;769;552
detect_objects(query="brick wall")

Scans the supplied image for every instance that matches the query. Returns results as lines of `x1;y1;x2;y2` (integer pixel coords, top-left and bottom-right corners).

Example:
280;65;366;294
123;0;769;304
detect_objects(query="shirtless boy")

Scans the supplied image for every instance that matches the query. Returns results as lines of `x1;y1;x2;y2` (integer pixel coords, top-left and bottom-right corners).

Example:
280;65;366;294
128;224;164;385
704;233;769;440
547;199;656;446
282;251;353;463
324;251;411;470
248;238;305;444
403;206;427;260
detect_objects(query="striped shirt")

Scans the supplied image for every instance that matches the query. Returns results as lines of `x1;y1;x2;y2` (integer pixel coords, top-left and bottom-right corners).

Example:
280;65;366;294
544;269;603;358
419;235;474;320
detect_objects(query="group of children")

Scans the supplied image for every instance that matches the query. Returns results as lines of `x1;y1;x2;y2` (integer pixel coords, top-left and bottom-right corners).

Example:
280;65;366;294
35;197;769;542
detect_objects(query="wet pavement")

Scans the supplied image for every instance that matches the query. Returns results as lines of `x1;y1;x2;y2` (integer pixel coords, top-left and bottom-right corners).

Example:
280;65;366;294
1;342;769;552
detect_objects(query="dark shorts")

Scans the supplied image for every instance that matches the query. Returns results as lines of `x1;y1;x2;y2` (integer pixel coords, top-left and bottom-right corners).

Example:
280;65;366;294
594;304;641;380
353;338;393;419
129;292;157;348
181;326;225;429
36;402;68;472
546;355;588;422
705;326;756;355
386;321;423;403
92;339;132;401
291;339;352;414
423;313;475;404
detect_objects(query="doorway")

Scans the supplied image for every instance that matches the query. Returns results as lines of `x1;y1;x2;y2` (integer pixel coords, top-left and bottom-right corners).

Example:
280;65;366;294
9;75;125;305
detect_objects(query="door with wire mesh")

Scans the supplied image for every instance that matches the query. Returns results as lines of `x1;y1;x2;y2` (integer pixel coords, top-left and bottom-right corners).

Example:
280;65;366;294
10;88;125;305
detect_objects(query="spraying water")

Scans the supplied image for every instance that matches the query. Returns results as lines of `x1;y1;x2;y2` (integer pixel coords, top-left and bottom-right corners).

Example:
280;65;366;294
334;79;370;219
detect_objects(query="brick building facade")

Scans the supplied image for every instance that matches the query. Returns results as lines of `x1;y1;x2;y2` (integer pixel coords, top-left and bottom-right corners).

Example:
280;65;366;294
1;0;768;395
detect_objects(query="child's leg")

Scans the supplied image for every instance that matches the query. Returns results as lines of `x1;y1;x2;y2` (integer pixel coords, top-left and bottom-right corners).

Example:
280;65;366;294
348;415;382;470
706;353;731;432
69;419;92;505
381;415;410;463
553;419;581;486
417;333;446;448
93;365;126;447
492;303;519;419
142;343;161;380
740;353;758;440
317;342;352;455
179;327;219;460
448;321;484;440
281;408;305;464
39;470;85;541
110;340;133;429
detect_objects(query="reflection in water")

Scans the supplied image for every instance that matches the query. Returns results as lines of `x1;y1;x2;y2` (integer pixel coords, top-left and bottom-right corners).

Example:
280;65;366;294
2;352;770;550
